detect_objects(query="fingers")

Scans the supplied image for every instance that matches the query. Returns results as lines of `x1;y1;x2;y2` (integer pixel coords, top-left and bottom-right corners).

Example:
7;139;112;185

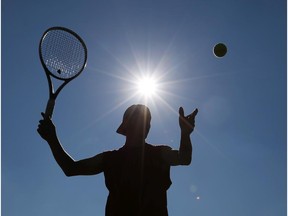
189;108;198;118
37;112;55;140
179;107;198;134
180;107;198;126
37;116;44;133
41;112;52;120
37;112;50;132
179;107;184;117
193;108;198;116
39;112;52;123
37;121;43;136
38;113;46;126
179;107;198;119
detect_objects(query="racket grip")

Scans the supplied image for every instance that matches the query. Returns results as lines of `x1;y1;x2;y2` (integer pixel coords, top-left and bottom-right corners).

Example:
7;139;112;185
45;99;55;119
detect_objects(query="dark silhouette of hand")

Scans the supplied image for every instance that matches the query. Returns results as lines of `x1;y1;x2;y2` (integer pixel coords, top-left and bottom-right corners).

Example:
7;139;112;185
179;107;198;135
37;112;57;142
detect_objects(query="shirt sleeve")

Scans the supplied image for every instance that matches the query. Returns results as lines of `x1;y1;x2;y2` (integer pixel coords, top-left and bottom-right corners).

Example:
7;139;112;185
157;145;183;166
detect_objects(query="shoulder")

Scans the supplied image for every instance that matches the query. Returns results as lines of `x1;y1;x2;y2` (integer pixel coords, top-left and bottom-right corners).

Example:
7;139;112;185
146;143;172;150
102;147;123;161
145;143;172;154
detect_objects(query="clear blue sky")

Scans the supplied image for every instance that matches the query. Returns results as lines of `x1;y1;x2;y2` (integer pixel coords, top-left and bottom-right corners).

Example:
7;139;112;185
2;0;287;215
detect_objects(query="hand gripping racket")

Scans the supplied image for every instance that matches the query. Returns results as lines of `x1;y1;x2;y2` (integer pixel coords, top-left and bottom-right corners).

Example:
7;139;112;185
39;26;87;118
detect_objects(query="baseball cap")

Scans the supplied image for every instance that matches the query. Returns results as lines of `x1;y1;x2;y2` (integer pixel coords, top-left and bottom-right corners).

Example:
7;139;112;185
116;104;151;136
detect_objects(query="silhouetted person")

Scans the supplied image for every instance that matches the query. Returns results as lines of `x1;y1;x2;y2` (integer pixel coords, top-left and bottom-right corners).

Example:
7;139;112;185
37;104;198;216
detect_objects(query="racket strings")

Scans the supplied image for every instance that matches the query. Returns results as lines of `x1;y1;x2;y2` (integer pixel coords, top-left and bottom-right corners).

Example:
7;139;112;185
41;29;86;79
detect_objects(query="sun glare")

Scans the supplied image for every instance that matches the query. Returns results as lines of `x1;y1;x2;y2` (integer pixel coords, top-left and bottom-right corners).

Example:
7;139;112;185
136;76;158;97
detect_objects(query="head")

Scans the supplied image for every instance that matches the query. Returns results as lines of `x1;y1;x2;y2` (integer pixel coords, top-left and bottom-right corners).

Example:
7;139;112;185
117;104;151;139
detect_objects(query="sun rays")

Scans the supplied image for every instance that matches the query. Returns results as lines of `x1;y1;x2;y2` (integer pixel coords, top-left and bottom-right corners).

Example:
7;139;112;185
86;34;206;123
135;75;158;98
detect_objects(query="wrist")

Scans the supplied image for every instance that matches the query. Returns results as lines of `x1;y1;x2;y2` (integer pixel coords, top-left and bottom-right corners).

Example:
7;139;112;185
46;135;58;145
181;130;191;136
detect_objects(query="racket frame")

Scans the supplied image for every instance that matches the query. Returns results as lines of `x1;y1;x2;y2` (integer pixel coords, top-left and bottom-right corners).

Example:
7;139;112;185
39;26;87;118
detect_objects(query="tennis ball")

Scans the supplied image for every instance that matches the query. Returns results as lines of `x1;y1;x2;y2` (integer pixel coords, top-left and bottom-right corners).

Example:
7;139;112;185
213;43;227;58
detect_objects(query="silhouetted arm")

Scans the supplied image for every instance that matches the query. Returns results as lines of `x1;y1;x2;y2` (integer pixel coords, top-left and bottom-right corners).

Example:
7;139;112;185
37;113;104;176
161;107;198;166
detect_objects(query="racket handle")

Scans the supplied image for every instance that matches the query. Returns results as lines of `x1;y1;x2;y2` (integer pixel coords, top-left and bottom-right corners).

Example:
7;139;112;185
45;99;55;119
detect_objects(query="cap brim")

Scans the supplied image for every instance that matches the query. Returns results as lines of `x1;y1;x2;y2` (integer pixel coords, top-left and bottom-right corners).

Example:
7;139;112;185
116;122;126;135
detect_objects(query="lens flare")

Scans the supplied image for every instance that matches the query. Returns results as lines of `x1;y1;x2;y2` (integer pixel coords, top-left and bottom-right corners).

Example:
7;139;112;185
136;76;158;97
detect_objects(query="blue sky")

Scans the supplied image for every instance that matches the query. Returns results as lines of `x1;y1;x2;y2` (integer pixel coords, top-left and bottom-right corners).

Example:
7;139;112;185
2;0;287;215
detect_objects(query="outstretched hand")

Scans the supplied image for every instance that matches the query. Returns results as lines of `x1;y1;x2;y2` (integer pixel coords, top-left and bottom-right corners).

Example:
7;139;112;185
37;112;57;142
179;107;198;135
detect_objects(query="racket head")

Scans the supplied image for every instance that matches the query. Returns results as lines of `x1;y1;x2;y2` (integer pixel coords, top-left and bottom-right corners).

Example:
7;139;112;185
39;26;87;81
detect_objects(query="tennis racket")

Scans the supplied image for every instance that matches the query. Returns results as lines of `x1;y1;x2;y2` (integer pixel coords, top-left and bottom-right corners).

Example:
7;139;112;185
39;26;87;119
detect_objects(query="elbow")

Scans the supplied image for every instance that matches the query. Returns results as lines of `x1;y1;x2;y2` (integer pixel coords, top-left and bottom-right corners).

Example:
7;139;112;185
62;167;77;177
178;149;192;165
63;169;74;177
60;161;79;177
182;159;192;166
180;156;192;165
64;171;74;177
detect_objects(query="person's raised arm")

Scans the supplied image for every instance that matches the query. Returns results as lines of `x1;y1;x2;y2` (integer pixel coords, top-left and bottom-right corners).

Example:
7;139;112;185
178;107;198;165
37;113;104;176
161;107;198;166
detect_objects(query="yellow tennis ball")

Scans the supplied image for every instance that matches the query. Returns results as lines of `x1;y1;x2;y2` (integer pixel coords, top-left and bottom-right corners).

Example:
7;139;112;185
213;43;227;58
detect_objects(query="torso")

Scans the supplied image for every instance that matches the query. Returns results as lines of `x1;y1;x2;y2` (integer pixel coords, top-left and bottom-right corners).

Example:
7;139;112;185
103;143;172;216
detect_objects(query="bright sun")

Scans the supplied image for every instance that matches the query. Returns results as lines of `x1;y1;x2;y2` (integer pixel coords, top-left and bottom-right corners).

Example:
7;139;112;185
136;76;158;97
